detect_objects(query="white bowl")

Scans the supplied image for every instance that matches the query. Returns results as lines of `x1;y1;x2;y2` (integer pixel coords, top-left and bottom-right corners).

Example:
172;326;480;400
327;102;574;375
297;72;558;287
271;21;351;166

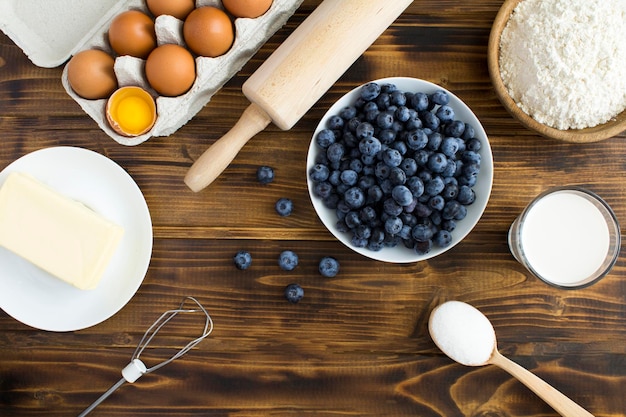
306;77;493;263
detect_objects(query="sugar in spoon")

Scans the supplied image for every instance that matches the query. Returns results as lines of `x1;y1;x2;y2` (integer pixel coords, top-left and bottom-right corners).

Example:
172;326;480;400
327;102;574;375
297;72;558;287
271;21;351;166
428;300;594;417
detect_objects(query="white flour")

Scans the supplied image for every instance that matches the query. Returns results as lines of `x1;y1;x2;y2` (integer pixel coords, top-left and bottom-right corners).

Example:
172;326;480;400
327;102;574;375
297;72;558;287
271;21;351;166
499;0;626;130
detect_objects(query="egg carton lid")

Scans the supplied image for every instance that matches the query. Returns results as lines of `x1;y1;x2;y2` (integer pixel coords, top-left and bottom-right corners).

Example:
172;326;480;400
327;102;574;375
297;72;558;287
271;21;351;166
0;0;130;68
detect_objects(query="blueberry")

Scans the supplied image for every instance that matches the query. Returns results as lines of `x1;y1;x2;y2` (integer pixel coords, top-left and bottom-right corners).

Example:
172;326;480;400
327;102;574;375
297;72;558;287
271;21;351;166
412;223;434;242
384;216;403;235
309;164;330;182
355;122;375;140
435;105;455;123
354;224;371;240
388;167;406;185
327;115;344;130
420;110;440;130
406;129;428;150
284;283;304;303
360;82;381;101
400;158;418;176
462;123;476;140
359;137;382;156
406;176;424;197
390;90;407;106
395;106;411;123
256;166;275;184
349;158;363;173
457;185;476;205
430;90;450;106
427;132;443;151
359;206;377;224
381;83;397;93
357;175;376;190
390;140;408;156
376;93;391;110
466;137;481;152
340;169;358;186
233;250;252;270
314;182;333;199
392;185;413;206
382;148;402;167
344;211;361;229
462;151;481;165
344;187;365;209
319;256;340;277
383;198;403;216
425;176;445;196
278;250;299;271
367;185;384;203
275;198;293;216
428;195;445;211
351;235;369;248
326;142;345;163
378;129;396;144
442;182;459;200
410;92;429;111
440;137;460;158
442;200;463;220
433;230;452;248
339;106;357;120
414;239;432;255
316;129;336;148
427;153;448;173
444;120;465;138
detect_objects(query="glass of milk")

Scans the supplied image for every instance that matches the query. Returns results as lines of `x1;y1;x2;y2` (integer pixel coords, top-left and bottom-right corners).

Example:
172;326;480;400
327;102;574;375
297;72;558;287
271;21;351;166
508;187;620;289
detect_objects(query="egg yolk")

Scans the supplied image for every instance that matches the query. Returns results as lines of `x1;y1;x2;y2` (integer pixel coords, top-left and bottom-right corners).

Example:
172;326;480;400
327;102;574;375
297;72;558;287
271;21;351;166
115;96;153;134
106;87;156;136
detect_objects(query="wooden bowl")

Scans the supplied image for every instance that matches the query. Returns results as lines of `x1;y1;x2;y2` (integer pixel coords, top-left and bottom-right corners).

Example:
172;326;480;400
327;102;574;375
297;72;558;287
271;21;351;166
487;0;626;143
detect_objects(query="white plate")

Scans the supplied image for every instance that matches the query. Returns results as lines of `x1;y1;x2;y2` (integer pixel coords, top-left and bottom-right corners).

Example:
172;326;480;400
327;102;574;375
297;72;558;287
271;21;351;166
0;147;152;331
307;77;494;263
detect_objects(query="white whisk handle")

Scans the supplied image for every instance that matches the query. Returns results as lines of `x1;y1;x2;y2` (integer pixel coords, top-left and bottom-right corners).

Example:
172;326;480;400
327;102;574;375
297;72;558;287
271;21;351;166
121;359;147;383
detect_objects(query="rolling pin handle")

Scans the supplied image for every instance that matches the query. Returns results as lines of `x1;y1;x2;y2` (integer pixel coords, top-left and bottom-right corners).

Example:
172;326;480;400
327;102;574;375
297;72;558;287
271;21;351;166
184;102;272;192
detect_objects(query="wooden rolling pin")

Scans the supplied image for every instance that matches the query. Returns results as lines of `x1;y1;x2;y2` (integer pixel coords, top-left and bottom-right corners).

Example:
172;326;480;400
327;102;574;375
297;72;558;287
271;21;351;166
185;0;414;192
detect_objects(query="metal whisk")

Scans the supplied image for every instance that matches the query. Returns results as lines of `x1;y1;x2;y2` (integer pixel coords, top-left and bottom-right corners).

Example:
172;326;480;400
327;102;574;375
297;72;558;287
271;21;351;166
77;296;214;417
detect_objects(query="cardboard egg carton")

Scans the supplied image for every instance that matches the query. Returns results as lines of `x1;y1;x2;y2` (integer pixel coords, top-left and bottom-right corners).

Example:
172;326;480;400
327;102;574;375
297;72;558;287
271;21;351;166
0;0;304;146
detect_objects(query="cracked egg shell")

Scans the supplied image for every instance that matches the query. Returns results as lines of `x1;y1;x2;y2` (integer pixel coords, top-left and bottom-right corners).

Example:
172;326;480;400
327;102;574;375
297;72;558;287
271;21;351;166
106;86;157;136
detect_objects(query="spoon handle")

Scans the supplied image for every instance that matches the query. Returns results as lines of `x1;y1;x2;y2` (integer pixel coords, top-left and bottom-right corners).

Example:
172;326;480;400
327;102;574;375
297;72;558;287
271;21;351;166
489;351;594;417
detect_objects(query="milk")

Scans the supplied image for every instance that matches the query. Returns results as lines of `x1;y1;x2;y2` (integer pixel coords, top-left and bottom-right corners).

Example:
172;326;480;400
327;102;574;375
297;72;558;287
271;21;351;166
510;189;619;287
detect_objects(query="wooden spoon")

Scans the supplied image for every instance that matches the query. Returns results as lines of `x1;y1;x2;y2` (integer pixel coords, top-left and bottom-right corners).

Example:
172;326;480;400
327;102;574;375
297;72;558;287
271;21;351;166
428;301;594;417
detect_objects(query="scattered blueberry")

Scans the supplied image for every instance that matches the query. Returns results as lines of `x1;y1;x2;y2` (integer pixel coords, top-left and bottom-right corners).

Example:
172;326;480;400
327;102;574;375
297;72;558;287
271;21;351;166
319;256;340;277
275;198;293;217
256;166;275;184
308;82;483;255
278;250;299;271
233;250;252;270
284;283;304;303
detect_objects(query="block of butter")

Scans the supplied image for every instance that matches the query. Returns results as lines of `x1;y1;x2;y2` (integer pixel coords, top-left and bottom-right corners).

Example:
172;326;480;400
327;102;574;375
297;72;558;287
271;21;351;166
0;172;124;290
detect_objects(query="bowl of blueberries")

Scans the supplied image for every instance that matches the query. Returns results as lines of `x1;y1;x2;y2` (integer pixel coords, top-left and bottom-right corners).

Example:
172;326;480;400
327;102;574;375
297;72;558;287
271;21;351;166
307;77;493;263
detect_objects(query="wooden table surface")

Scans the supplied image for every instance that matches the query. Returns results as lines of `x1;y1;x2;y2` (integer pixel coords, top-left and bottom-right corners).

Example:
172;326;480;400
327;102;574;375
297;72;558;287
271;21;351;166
1;1;625;416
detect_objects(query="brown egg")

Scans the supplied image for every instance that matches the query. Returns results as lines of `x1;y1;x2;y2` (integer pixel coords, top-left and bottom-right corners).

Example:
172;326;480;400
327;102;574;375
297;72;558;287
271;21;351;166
108;10;157;59
106;86;157;136
146;0;196;20
67;49;118;100
222;0;273;18
183;6;234;57
145;44;196;97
